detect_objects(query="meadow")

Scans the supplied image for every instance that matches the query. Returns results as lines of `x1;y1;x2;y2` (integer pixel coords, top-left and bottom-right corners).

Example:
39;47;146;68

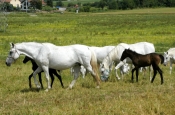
0;8;175;114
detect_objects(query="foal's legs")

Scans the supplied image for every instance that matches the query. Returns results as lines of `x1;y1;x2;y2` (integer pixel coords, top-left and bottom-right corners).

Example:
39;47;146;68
49;72;54;88
131;68;136;82
151;64;163;84
135;68;139;82
157;67;164;84
28;73;33;88
29;72;43;88
51;69;64;88
151;66;157;83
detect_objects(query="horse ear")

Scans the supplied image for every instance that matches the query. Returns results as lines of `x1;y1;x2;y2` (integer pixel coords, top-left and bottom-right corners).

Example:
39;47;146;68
10;43;15;48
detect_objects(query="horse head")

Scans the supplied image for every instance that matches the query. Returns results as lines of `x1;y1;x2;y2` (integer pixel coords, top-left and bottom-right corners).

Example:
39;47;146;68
100;63;110;81
120;49;129;61
163;52;169;66
6;43;20;66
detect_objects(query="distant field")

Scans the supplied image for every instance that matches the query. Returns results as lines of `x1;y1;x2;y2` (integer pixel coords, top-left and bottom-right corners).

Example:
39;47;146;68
0;8;175;114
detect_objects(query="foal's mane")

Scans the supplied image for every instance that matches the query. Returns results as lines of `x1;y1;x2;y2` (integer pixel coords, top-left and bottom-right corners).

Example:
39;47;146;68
127;49;137;54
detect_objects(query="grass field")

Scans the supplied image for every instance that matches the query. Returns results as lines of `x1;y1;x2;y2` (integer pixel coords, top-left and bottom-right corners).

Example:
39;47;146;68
0;8;175;114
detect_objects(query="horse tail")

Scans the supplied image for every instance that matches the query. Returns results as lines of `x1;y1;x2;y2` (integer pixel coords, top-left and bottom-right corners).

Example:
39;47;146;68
89;48;101;86
159;54;164;64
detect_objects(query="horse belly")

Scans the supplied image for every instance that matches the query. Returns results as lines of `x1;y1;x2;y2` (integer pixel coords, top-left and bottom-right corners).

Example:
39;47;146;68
48;55;77;70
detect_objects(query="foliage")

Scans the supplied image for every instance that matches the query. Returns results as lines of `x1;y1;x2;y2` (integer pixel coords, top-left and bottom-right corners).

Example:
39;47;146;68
30;0;42;10
42;5;53;11
56;0;64;7
98;0;107;9
47;0;53;7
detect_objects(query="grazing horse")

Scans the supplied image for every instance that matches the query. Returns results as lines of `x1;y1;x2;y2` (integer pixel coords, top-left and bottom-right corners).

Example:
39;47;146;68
100;42;155;81
23;56;64;88
6;42;100;91
120;49;164;84
70;46;130;79
163;48;175;74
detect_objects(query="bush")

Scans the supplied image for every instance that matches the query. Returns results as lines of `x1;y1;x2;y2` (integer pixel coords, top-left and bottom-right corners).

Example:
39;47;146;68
42;6;53;11
89;7;99;12
82;6;90;12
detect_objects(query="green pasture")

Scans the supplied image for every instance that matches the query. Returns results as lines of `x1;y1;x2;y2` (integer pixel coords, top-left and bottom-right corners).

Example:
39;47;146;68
0;8;175;114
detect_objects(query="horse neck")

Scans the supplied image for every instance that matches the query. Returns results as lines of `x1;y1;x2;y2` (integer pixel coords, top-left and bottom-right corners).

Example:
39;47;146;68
126;51;138;60
168;49;175;57
16;42;42;59
103;49;117;69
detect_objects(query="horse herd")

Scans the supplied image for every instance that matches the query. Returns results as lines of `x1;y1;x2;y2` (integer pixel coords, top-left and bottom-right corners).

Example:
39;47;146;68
5;42;174;91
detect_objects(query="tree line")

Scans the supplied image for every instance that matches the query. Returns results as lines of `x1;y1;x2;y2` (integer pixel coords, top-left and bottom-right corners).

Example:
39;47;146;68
86;0;175;10
3;0;175;12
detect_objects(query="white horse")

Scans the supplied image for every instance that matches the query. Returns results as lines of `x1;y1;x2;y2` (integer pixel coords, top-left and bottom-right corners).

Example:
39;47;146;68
72;46;130;79
5;42;100;91
100;42;155;81
163;48;175;74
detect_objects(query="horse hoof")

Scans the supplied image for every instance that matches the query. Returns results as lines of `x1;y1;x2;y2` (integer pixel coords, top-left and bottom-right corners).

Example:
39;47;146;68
67;86;73;89
96;86;100;89
45;89;49;92
36;85;41;89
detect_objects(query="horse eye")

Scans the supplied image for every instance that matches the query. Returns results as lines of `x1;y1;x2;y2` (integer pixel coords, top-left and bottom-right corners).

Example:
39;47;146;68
9;51;13;55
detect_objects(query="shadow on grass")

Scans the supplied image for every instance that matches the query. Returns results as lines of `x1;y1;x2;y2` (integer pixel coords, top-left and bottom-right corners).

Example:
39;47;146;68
20;88;41;93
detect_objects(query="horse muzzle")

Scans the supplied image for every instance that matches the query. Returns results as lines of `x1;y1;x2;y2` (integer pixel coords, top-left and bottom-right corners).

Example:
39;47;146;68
100;75;109;81
163;63;167;66
6;62;11;66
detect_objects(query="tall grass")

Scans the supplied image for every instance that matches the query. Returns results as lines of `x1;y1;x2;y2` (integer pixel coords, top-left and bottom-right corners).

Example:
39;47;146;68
0;8;175;114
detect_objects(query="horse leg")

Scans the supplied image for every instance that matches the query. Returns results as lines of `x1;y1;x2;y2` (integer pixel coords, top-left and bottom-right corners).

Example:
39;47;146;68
69;65;80;89
136;68;139;82
131;68;136;82
170;61;172;75
120;67;124;80
115;69;121;80
49;72;54;88
41;65;51;91
86;65;100;89
38;72;44;89
115;61;125;80
28;73;33;88
32;67;43;89
157;67;164;84
151;67;157;83
52;69;64;88
149;66;152;81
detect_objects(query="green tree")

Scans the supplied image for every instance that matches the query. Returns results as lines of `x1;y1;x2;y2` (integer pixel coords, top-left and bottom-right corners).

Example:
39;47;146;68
108;0;117;9
47;0;53;7
99;0;107;9
56;0;64;7
30;0;42;10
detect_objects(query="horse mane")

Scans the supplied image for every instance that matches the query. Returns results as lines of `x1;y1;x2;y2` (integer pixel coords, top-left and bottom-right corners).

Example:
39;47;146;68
126;48;137;54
